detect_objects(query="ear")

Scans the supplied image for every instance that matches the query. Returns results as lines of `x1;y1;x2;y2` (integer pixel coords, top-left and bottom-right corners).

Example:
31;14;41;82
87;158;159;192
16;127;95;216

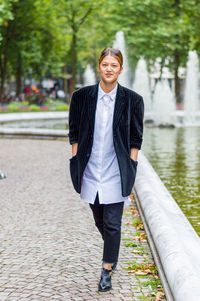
119;66;123;74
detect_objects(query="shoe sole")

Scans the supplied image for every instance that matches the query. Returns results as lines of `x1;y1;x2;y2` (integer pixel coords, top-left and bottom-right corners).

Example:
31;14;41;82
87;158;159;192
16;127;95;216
98;286;112;292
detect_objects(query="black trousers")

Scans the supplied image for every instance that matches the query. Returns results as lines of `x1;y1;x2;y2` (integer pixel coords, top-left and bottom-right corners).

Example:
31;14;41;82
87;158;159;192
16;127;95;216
89;192;124;264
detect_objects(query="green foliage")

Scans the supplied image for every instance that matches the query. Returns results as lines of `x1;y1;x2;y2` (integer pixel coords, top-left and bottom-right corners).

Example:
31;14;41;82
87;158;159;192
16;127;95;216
29;104;40;112
1;0;200;99
0;0;17;38
142;278;162;289
125;242;138;248
55;103;68;111
132;216;141;227
8;102;20;112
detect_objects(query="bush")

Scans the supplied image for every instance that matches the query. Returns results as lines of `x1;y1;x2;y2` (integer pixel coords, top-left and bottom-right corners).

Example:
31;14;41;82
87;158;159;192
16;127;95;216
8;103;20;112
21;101;29;106
55;103;68;111
29;104;40;112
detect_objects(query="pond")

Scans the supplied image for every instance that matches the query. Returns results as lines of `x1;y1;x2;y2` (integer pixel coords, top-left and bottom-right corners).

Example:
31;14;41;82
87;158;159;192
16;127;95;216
142;126;200;236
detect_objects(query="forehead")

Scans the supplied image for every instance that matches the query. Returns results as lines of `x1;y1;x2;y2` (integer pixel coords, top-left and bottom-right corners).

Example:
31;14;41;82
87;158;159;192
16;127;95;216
100;55;120;64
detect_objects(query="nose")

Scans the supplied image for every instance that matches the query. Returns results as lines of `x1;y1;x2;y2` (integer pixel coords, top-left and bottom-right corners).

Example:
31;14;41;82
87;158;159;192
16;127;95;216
107;65;111;71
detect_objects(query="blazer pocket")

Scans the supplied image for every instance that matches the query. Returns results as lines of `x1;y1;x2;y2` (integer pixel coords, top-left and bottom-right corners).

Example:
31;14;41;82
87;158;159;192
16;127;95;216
130;158;138;167
129;158;138;186
69;155;79;192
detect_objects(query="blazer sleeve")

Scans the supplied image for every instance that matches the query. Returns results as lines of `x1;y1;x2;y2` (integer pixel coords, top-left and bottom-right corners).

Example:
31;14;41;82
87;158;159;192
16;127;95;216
68;91;82;145
130;95;144;150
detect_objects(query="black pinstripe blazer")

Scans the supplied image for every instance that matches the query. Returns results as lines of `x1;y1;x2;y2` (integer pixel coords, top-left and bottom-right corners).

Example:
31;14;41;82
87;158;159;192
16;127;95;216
68;83;144;197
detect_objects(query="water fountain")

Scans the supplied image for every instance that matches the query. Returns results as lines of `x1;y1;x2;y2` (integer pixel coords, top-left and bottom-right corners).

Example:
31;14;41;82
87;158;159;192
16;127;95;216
184;51;200;125
113;31;131;88
83;65;96;86
132;57;152;118
152;80;176;126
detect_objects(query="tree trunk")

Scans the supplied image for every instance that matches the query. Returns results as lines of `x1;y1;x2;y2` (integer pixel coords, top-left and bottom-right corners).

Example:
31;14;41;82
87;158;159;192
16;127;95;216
0;41;9;99
174;50;181;104
0;68;6;100
16;52;22;97
71;31;77;93
63;63;68;97
0;21;13;100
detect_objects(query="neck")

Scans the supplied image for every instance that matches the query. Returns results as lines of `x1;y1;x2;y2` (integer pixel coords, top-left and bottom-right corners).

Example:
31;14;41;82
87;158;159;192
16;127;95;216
100;80;118;93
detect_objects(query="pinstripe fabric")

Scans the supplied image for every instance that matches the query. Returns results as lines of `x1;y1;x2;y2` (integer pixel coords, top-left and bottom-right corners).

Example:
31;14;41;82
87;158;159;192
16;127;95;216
68;83;144;197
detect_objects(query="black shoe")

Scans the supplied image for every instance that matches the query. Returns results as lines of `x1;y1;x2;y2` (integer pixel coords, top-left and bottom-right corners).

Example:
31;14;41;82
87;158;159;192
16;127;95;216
98;268;112;292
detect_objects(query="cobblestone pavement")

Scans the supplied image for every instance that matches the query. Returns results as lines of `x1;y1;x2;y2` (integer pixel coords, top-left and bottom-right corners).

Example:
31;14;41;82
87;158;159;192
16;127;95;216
0;139;166;301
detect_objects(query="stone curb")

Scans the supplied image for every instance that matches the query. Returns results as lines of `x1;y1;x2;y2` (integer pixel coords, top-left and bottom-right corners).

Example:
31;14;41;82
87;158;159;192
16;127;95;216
135;151;200;301
0;111;68;122
0;127;68;137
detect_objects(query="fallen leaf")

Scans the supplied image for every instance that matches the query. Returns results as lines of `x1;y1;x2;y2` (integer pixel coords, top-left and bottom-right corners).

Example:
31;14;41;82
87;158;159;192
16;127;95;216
135;270;148;275
132;250;141;254
156;292;165;300
133;233;147;241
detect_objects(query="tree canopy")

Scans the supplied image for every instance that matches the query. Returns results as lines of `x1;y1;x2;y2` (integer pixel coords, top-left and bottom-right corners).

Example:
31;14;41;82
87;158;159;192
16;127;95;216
0;0;199;100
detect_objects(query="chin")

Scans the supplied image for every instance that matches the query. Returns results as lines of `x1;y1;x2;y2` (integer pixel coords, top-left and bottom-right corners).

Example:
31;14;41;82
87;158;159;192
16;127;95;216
103;77;117;84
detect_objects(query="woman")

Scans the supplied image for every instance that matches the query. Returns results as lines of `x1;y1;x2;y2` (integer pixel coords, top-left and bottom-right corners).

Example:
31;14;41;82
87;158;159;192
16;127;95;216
69;48;144;292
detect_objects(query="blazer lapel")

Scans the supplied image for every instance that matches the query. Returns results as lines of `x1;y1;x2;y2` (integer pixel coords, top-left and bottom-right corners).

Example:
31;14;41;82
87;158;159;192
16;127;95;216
87;83;99;131
113;84;126;130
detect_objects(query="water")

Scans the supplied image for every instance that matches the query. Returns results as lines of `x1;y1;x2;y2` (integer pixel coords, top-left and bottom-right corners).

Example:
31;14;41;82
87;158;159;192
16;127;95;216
83;65;96;86
152;80;176;126
184;51;200;125
113;31;131;88
142;126;200;235
132;57;152;114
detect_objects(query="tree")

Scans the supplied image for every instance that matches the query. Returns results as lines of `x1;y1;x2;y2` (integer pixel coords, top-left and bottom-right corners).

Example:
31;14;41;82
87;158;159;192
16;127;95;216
77;2;118;80
60;0;110;91
0;0;70;98
108;0;193;103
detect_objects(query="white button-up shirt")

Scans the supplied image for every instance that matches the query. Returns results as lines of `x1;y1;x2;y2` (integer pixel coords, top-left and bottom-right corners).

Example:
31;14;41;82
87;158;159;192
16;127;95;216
80;82;131;206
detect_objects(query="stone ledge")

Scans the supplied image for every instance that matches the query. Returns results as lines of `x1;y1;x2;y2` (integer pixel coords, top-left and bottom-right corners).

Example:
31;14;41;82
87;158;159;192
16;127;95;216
135;151;200;301
0;111;68;123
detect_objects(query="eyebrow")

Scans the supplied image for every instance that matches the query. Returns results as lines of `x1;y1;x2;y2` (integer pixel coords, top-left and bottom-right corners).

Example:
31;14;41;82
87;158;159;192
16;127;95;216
102;61;119;65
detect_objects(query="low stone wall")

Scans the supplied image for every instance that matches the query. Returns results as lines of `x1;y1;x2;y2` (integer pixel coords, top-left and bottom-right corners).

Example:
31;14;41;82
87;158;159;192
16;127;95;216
0;112;69;137
0;111;68;123
135;151;200;301
0;127;67;137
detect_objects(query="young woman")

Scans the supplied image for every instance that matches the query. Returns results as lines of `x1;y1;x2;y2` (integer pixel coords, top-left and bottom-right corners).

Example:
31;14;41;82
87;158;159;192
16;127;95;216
69;48;144;292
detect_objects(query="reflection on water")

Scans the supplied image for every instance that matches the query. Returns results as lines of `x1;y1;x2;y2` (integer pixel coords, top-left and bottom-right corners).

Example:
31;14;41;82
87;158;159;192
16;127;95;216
142;126;200;236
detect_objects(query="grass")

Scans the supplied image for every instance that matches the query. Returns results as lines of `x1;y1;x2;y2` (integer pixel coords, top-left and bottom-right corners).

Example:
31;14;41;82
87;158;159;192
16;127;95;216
125;242;138;247
132;216;141;227
141;278;162;290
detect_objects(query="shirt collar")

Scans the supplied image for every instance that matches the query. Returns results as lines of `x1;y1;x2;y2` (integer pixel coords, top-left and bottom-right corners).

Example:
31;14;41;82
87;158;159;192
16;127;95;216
98;82;118;101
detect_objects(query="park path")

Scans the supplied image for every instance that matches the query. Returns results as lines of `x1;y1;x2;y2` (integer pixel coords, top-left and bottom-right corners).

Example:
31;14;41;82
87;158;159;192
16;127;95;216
0;138;165;301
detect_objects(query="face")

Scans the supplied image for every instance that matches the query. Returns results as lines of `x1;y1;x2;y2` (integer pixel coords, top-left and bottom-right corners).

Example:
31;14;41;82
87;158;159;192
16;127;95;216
98;55;123;85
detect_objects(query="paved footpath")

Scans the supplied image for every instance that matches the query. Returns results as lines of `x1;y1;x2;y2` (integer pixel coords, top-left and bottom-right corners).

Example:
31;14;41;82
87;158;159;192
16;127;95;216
0;139;166;301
